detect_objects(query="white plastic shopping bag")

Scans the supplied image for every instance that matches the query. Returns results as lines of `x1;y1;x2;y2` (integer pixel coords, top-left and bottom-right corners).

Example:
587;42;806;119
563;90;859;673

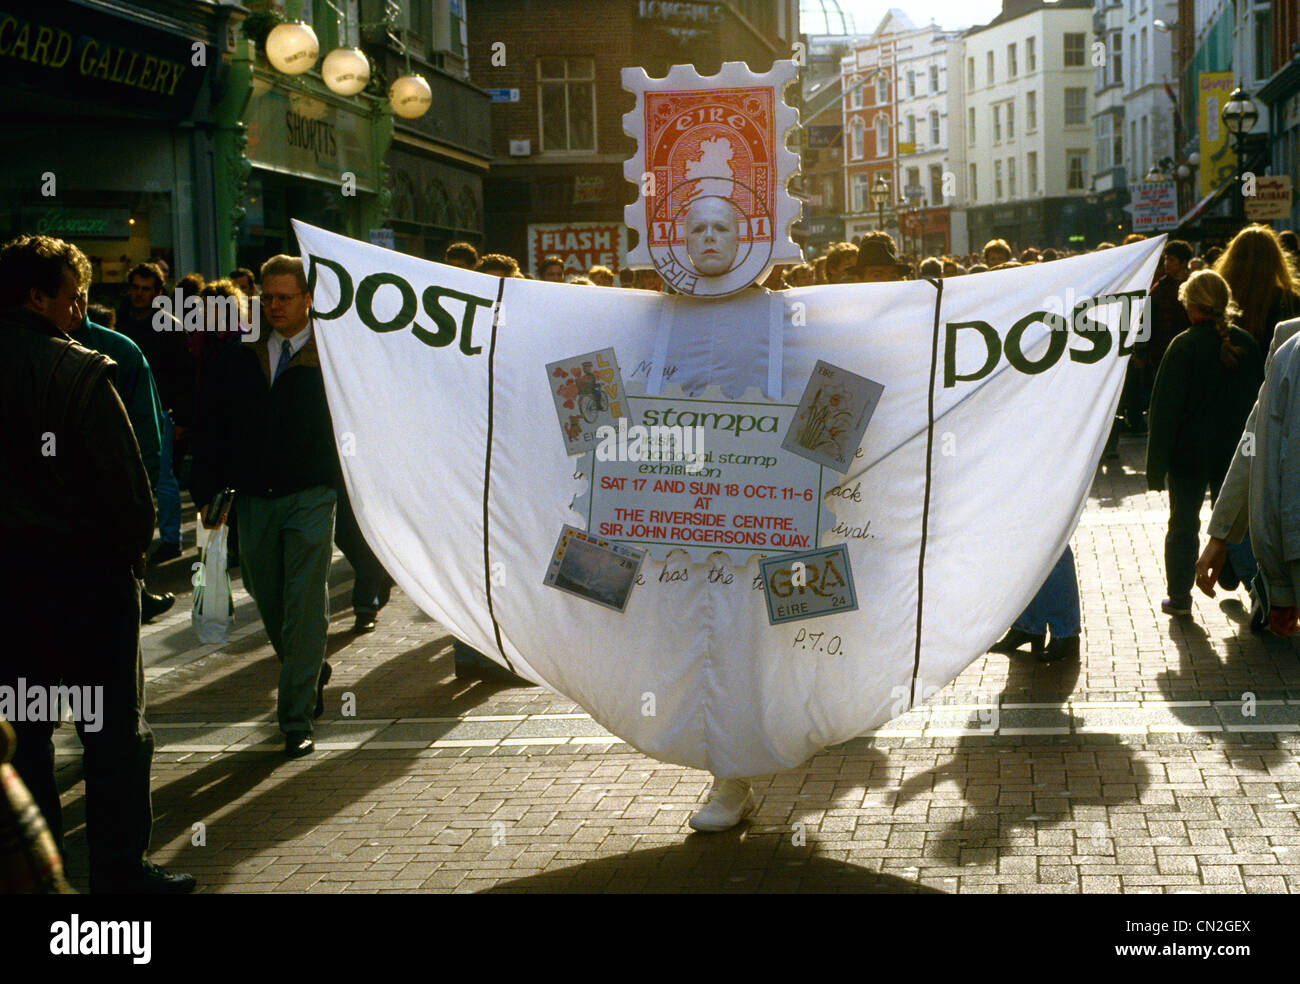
192;516;234;643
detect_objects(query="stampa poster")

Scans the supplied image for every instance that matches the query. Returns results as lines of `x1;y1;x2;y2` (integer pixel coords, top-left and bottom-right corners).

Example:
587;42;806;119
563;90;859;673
295;219;1163;779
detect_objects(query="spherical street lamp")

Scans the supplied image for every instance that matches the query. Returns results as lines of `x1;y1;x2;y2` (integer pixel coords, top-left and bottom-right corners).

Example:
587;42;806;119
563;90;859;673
1220;87;1259;218
869;173;891;232
1220;87;1259;136
322;47;370;97
265;21;319;76
389;74;433;119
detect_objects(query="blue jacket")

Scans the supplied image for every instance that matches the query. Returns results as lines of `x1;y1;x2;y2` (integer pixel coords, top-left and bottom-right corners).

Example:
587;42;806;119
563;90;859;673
71;317;164;490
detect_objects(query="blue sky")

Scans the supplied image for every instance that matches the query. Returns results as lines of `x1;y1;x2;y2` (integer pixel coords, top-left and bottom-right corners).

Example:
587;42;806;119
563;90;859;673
802;0;1007;34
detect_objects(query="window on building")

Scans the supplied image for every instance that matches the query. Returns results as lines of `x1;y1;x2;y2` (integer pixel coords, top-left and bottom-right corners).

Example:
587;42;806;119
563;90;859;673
1008;156;1016;196
1111;32;1122;86
1027;151;1038;193
906;114;917;146
1026;90;1037;131
1140;115;1148;170
994;159;1003;199
851;118;865;159
1065;87;1087;126
1063;33;1085;67
1095;116;1108;174
1026;36;1036;72
967;56;975;88
993;104;1001;143
538;57;595;152
930;110;940;146
852;172;871;212
876;75;889;103
907;166;921;196
1140;28;1147;84
850;76;863;109
968;106;976;144
1067;150;1088;189
969;163;978;202
986;50;994;85
876;115;890;156
907;70;916;97
1130;119;1137;168
930;163;944;203
1006;100;1015;139
929;64;939;92
1128;33;1135;88
1007;43;1017;78
1113;120;1123;167
1254;2;1274;80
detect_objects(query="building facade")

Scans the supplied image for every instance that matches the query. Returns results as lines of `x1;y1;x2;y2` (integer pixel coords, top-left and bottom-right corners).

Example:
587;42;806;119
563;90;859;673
840;13;902;243
958;0;1096;252
0;0;239;284
1258;0;1300;232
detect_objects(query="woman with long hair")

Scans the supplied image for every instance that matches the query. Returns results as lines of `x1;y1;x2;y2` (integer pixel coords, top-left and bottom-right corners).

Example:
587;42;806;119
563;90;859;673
1213;224;1300;350
1147;270;1264;615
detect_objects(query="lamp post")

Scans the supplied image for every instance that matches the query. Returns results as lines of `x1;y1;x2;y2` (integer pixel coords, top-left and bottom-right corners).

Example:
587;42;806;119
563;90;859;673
869;173;891;236
1220;87;1259;220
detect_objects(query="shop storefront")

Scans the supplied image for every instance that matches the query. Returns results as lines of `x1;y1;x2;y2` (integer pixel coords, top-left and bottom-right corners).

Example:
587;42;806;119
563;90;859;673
236;68;385;268
0;0;232;294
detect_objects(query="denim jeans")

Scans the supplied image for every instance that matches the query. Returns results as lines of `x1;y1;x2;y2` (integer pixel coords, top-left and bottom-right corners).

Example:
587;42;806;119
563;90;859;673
156;412;181;546
1165;470;1226;606
1013;546;1081;637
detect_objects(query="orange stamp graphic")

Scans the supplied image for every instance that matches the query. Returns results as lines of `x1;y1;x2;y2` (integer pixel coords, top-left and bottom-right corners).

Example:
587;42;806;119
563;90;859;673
622;62;801;298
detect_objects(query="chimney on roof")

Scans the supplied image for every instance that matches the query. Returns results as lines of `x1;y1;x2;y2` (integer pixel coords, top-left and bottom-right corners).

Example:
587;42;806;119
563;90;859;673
1001;0;1042;20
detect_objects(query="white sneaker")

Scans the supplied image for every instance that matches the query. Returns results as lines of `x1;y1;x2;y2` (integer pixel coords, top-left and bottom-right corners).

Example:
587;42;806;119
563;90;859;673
688;778;755;832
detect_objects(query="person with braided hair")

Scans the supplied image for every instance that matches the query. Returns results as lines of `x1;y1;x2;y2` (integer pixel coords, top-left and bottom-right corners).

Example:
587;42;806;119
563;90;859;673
1147;270;1264;616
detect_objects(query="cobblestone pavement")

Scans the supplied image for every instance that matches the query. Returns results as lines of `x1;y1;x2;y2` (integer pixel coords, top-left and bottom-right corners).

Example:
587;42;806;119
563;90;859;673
51;433;1300;893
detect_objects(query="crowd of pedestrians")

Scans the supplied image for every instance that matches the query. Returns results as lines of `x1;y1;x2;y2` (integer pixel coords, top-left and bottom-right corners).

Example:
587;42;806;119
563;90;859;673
3;217;1299;879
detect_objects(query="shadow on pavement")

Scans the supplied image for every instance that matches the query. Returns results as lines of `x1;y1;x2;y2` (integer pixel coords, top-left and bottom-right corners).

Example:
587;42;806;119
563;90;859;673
886;647;1151;867
483;837;946;893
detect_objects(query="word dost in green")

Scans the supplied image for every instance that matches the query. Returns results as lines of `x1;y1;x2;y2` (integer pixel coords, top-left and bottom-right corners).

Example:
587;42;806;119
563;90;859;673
307;255;494;355
944;290;1147;388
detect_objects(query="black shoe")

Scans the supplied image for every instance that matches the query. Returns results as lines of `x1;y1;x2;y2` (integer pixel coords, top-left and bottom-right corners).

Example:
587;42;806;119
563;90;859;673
314;662;332;720
1038;634;1080;663
141;590;175;623
150;542;182;566
352;613;377;634
285;731;314;758
93;859;196;894
988;627;1045;656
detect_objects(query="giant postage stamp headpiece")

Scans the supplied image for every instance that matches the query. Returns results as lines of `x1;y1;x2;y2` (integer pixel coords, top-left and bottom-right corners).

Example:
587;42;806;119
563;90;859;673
622;60;802;298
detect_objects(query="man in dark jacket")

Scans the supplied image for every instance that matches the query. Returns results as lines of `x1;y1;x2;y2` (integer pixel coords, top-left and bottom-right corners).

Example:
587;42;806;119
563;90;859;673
70;255;175;622
1146;240;1193;376
191;255;338;758
116;261;188;568
0;234;193;893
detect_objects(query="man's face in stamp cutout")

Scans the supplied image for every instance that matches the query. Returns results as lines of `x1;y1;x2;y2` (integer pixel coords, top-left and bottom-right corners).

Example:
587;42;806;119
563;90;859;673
684;197;739;277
